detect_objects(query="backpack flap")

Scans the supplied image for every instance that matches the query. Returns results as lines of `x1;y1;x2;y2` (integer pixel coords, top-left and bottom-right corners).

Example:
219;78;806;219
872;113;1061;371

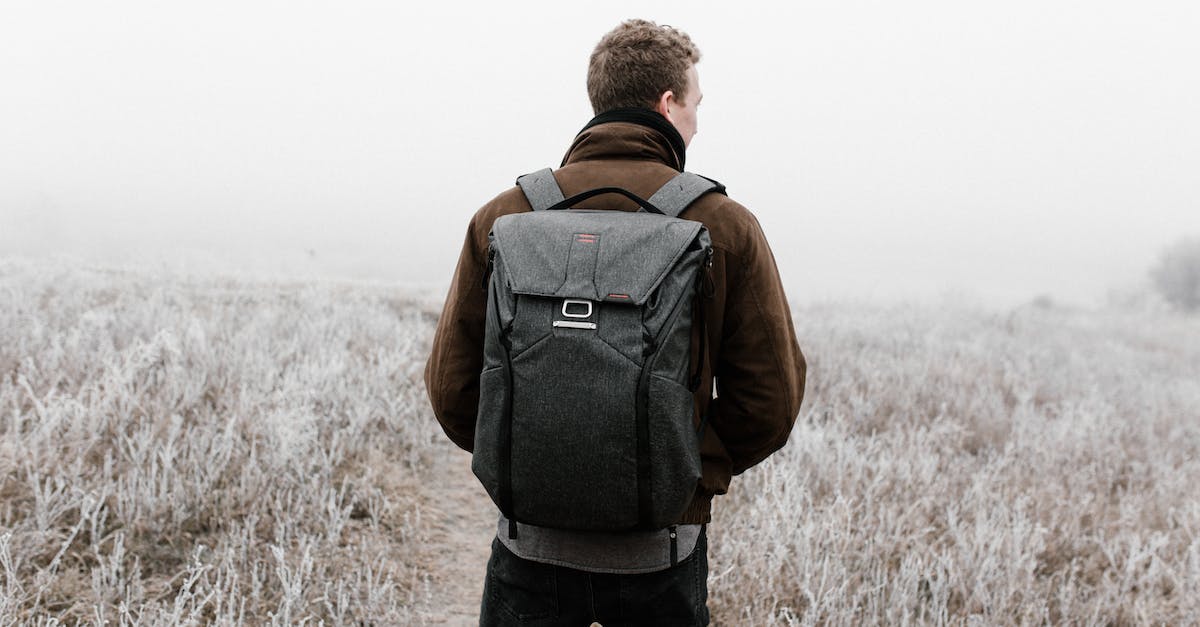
490;210;705;305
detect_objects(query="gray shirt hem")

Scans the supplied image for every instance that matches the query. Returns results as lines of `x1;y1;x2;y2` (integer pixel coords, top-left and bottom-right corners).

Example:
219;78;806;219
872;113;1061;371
495;512;703;575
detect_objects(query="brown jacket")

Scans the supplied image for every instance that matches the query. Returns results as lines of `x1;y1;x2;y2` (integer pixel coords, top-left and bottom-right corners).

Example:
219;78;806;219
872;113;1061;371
424;119;807;523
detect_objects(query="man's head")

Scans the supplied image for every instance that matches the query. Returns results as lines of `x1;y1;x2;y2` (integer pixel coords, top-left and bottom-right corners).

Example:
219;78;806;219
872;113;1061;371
587;20;704;147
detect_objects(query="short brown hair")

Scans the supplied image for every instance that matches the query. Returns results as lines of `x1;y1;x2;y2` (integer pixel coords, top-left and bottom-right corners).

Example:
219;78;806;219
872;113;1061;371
587;20;701;115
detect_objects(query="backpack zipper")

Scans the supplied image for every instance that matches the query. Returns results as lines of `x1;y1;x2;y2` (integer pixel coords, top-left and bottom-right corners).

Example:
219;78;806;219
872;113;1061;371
636;259;708;530
669;525;679;567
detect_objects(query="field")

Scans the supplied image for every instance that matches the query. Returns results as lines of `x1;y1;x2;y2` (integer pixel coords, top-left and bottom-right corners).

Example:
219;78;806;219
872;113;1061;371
2;259;1198;625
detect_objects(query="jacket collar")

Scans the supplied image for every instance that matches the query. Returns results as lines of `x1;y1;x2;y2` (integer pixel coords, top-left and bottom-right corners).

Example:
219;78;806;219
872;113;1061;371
561;108;686;172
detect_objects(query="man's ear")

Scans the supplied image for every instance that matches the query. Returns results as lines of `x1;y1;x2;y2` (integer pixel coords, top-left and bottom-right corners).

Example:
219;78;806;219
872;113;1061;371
655;90;676;122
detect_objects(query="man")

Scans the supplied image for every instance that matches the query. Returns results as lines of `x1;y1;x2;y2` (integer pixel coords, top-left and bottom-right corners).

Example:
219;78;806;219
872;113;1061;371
425;19;806;625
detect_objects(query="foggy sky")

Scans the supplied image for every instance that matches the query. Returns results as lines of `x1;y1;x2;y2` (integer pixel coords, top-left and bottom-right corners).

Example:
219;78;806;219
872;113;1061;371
3;0;1198;307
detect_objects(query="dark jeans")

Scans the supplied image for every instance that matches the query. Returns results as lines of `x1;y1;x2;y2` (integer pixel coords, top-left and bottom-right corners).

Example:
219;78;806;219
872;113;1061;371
479;529;709;626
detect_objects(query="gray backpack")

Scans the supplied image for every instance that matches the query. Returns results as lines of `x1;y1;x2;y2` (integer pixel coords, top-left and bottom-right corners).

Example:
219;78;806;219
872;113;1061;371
472;168;722;539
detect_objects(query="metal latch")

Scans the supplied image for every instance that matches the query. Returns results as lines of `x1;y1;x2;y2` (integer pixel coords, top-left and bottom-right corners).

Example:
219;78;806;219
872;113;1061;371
554;299;596;330
561;299;593;318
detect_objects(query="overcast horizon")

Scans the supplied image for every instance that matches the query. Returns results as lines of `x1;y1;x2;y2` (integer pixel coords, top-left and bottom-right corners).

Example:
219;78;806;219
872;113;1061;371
3;1;1198;308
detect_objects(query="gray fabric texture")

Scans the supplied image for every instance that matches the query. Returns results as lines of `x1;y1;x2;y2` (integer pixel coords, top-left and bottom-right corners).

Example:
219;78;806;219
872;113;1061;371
515;168;565;212
495;513;702;575
470;265;515;498
509;327;641;529
648;374;703;510
491;210;705;306
473;175;717;532
646;172;722;218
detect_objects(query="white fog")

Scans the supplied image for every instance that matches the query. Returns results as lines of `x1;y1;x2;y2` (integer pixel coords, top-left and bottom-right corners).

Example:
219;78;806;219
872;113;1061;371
3;0;1198;307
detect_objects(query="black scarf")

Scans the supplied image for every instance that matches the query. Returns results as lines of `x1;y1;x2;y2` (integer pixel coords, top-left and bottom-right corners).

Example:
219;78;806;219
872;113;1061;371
575;108;687;172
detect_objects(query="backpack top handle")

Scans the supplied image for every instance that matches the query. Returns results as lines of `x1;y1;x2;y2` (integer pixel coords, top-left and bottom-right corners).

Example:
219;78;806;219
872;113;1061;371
543;187;666;215
517;167;725;217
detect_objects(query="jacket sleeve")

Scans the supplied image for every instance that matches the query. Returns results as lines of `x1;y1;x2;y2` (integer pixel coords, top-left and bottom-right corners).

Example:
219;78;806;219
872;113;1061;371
709;215;807;475
424;217;489;452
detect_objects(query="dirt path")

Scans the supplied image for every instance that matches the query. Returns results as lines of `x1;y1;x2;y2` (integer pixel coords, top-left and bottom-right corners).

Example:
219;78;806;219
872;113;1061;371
409;443;734;625
415;445;496;625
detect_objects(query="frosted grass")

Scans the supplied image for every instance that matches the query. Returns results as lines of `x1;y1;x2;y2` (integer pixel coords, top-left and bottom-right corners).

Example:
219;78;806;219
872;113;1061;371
3;259;1198;624
0;260;440;624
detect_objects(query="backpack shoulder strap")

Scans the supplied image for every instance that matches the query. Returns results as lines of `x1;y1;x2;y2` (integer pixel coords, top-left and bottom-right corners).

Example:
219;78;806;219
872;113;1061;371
647;172;727;218
515;168;566;212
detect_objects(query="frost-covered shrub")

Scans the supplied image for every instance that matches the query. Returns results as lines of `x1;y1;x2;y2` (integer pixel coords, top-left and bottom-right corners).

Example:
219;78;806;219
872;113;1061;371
1151;236;1200;312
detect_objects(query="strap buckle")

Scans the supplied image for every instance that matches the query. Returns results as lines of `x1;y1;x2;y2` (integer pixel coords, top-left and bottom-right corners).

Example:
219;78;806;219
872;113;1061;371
561;299;593;318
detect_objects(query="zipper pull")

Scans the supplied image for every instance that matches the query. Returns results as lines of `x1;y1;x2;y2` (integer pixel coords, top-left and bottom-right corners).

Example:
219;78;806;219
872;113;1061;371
481;249;496;292
669;525;679;567
702;248;715;298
